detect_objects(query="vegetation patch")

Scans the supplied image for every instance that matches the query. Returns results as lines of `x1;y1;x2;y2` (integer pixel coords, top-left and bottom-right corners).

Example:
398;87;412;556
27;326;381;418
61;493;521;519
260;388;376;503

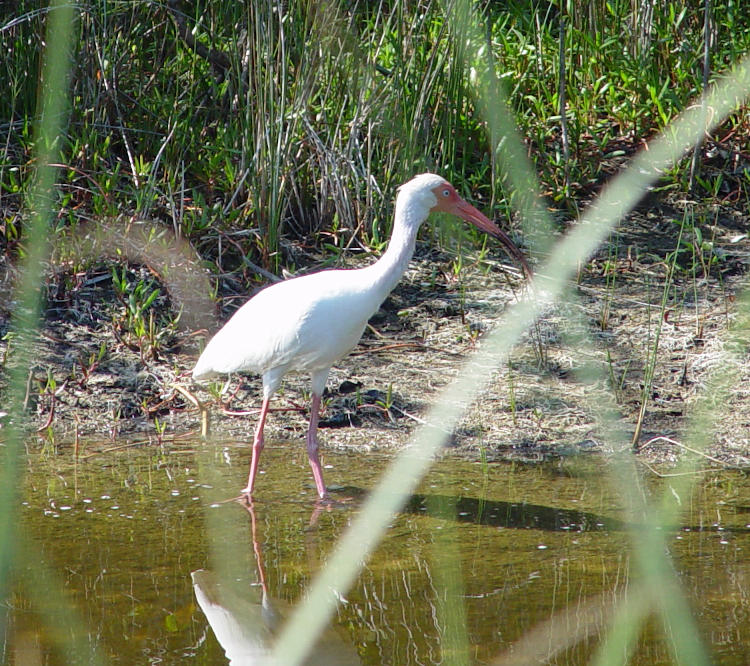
1;1;749;467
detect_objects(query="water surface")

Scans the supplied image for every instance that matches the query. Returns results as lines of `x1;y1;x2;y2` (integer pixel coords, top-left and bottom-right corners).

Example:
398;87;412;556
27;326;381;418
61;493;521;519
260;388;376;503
5;440;750;664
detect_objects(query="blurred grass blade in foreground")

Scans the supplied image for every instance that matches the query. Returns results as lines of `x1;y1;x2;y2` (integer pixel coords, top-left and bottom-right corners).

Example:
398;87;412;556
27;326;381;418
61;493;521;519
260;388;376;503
269;46;750;666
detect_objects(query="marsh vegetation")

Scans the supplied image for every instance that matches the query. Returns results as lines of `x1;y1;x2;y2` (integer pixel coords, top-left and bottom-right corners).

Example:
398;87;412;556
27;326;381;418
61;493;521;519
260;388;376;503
2;0;750;663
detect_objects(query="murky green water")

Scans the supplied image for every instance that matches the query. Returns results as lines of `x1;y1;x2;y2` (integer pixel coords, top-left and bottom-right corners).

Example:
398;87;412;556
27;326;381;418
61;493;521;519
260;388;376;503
5;440;750;664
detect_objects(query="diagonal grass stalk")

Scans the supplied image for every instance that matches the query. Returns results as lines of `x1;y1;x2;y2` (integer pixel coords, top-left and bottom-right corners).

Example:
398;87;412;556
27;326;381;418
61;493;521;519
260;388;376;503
599;283;750;664
269;25;750;666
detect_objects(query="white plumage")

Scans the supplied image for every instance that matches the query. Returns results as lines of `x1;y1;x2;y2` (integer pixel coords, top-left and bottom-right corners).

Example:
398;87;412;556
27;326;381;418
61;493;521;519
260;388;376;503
193;173;529;498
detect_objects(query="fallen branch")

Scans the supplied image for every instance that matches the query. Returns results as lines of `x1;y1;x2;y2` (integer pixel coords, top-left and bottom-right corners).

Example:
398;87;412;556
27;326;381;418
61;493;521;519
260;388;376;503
639;435;741;469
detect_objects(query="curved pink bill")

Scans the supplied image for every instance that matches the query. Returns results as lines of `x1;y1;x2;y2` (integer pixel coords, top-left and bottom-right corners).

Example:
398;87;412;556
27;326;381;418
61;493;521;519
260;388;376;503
453;199;532;278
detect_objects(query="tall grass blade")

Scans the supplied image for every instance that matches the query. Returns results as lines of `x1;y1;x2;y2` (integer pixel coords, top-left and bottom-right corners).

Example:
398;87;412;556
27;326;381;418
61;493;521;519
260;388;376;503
0;0;76;625
0;3;107;661
269;35;750;666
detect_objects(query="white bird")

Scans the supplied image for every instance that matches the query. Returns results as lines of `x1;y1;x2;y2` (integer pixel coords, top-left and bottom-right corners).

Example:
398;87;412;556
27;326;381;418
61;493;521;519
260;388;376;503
192;173;530;499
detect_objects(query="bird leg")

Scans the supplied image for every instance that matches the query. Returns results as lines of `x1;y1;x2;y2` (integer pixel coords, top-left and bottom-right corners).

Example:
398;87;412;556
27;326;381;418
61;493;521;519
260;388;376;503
306;393;327;499
242;396;271;496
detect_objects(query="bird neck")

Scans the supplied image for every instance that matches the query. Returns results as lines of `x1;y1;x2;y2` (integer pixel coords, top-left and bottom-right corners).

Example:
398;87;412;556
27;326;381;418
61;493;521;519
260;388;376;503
363;200;425;301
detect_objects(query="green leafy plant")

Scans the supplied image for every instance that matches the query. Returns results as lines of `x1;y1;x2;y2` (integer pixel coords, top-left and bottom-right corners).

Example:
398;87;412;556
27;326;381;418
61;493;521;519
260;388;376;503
112;266;160;336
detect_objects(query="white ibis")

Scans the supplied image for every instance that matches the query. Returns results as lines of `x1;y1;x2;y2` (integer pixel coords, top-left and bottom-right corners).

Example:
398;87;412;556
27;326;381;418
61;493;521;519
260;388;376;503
192;173;530;499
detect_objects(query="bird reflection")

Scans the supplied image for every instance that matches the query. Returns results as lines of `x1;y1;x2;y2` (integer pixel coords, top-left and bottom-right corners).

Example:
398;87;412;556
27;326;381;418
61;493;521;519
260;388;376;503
192;498;360;665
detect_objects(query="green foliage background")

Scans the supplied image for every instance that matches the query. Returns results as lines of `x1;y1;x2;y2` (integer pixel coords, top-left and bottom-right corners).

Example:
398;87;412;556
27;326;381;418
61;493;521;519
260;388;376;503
2;0;749;273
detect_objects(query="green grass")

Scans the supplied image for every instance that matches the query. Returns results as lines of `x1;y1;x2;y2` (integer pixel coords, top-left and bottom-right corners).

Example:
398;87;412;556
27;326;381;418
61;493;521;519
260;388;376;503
3;1;749;276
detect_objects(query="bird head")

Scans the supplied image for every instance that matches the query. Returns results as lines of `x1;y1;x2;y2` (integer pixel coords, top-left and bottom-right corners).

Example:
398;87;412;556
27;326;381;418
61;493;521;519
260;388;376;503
399;173;532;278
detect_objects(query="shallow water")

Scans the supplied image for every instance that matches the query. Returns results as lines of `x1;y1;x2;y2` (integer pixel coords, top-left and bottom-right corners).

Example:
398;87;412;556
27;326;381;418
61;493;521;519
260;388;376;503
5;440;750;664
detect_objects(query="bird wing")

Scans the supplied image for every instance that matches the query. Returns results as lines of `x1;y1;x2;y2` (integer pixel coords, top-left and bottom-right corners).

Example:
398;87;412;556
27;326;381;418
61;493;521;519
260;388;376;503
193;269;379;379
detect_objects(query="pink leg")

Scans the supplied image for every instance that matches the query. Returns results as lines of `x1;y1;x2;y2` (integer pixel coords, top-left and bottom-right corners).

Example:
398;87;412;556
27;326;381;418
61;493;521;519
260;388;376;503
242;396;271;496
306;393;327;499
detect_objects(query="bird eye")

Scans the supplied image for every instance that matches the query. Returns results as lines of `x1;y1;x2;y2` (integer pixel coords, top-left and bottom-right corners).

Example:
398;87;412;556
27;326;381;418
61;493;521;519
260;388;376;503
442;188;450;197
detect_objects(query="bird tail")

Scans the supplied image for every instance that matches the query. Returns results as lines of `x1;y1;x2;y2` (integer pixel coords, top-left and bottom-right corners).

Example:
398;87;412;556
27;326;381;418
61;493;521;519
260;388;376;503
192;360;221;381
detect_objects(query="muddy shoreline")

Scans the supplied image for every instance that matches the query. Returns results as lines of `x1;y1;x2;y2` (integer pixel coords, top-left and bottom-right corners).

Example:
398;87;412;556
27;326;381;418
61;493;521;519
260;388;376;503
3;198;750;471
